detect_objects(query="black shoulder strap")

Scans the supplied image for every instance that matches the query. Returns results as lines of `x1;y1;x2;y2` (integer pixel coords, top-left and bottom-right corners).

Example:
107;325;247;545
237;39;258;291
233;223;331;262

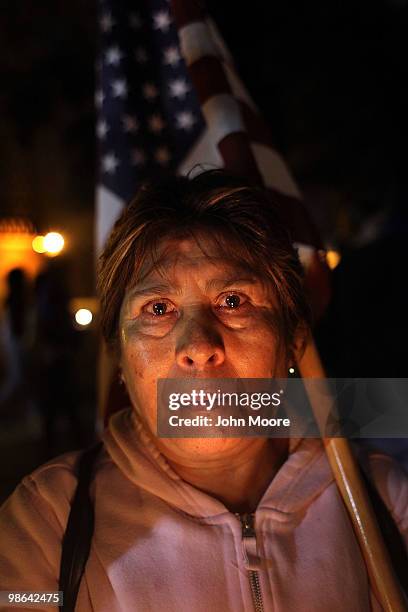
360;467;408;599
58;441;103;612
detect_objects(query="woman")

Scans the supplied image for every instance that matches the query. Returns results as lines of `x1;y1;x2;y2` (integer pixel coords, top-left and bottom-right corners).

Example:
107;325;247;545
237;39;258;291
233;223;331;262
0;170;407;611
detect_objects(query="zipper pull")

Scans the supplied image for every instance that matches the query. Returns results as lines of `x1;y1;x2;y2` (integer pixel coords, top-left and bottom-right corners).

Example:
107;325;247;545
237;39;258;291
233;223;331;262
236;514;265;612
237;513;262;570
238;512;256;538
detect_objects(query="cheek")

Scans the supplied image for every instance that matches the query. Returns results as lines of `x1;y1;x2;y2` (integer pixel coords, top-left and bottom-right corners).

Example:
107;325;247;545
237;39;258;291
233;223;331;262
120;347;158;429
227;322;285;376
120;335;174;390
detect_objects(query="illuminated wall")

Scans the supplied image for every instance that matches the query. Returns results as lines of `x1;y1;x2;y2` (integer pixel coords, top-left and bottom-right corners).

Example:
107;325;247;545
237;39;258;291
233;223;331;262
0;220;43;302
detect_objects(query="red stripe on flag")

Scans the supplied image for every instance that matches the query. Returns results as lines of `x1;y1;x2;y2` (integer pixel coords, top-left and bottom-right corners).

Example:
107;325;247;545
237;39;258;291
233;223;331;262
171;0;205;28
189;56;231;104
239;101;276;148
218;133;263;184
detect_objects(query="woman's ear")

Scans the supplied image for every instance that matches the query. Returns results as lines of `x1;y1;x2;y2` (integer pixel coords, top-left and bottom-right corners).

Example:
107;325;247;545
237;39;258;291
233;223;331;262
103;366;131;426
290;324;311;367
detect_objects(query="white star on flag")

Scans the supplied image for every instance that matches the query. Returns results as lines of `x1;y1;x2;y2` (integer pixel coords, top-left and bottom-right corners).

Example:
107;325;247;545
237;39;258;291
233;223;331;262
169;79;189;99
176;111;195;130
129;13;142;29
143;83;159;100
148;114;165;133
102;152;119;174
155;146;171;165
105;46;123;66
97;120;109;139
153;10;171;32
131;149;146;166
111;79;128;98
122;115;139;133
134;47;148;64
95;89;104;109
100;13;114;33
163;46;181;66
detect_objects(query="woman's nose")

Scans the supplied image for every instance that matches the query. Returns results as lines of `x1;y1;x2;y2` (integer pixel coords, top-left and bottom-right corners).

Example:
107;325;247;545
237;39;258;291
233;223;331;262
175;318;225;372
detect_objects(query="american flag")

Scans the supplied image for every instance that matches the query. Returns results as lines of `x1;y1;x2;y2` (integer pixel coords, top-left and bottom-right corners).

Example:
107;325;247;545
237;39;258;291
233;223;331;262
96;0;331;420
97;0;204;249
96;0;329;315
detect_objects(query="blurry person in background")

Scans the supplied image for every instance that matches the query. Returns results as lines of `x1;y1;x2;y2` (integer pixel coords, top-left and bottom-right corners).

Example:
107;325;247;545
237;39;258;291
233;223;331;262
0;268;32;417
31;262;82;458
0;171;407;611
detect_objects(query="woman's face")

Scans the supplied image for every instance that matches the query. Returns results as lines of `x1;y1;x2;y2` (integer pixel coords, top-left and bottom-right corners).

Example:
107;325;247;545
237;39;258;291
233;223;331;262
119;234;290;464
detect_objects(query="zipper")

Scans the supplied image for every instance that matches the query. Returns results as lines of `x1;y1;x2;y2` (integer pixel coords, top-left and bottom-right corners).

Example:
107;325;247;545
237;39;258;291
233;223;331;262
237;513;265;612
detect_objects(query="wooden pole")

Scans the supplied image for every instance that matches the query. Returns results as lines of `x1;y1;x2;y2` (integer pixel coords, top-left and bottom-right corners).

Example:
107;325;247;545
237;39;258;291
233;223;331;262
298;337;407;612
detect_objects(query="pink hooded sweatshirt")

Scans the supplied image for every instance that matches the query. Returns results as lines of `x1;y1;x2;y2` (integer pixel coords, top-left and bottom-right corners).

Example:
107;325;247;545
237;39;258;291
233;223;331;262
0;407;407;611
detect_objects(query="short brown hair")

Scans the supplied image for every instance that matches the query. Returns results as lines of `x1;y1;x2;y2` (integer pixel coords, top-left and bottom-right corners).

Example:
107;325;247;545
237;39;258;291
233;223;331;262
98;170;310;354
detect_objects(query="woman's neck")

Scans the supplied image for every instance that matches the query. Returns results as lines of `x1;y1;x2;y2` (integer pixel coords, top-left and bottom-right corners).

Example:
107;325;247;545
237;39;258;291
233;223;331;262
166;438;289;514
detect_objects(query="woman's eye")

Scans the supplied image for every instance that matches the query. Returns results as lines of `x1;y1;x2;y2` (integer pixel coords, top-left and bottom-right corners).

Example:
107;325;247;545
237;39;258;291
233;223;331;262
217;293;247;310
143;300;176;316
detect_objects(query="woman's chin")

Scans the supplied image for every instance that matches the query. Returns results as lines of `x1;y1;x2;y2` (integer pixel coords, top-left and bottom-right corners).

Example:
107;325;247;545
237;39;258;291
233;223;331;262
156;437;250;465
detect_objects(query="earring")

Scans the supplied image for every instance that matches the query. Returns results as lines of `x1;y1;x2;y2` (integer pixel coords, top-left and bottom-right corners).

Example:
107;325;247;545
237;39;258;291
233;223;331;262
288;366;297;377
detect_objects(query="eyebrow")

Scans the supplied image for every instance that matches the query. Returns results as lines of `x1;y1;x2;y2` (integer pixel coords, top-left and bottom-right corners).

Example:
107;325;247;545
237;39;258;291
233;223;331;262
126;277;261;300
126;283;181;300
206;277;259;290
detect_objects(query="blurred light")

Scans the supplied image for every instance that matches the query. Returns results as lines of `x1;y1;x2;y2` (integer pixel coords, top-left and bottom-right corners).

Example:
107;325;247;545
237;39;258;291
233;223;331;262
32;235;47;253
43;232;64;255
75;308;93;326
326;250;341;270
70;296;99;321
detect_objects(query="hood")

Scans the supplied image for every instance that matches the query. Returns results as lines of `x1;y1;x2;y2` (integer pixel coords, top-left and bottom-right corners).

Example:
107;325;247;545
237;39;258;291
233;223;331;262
103;407;334;520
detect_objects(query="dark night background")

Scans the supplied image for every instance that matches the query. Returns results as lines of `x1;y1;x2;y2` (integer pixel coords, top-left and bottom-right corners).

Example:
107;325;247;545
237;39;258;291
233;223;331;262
1;0;408;499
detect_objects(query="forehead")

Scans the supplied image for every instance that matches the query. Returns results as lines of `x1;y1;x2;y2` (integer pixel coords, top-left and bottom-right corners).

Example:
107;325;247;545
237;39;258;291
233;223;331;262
132;234;263;286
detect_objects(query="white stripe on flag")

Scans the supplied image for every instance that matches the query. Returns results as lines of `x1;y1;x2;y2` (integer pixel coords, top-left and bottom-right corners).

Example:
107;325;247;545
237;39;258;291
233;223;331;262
202;93;245;143
251;142;301;199
96;185;124;255
294;242;316;270
177;128;223;176
178;21;219;65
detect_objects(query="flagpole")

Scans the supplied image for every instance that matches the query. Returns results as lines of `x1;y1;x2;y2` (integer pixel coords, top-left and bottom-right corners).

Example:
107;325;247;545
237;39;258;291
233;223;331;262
298;337;407;612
